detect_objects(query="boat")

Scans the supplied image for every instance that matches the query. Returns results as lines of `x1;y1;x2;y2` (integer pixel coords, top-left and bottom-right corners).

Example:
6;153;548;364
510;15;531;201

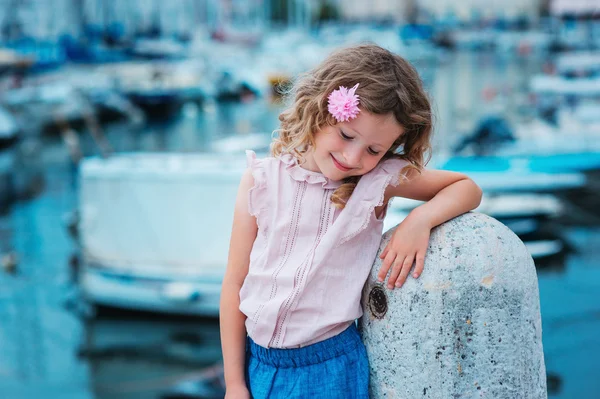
213;70;261;102
75;152;248;316
389;193;563;222
1;81;97;134
210;132;272;154
494;31;552;54
442;166;586;193
555;52;600;77
84;88;145;126
444;29;496;51
101;62;207;117
530;74;600;97
386;193;562;238
383;210;566;262
5;38;66;72
0;48;33;75
448;116;600;174
60;34;130;64
128;38;188;60
442;153;597;178
525;239;564;260
502;219;540;237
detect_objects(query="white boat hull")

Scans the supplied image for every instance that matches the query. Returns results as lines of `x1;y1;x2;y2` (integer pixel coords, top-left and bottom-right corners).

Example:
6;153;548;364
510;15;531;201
78;152;249;316
81;263;222;316
389;193;563;220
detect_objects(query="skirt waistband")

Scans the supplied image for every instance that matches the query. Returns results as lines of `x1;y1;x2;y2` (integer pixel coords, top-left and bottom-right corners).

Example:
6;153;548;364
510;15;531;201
246;323;362;368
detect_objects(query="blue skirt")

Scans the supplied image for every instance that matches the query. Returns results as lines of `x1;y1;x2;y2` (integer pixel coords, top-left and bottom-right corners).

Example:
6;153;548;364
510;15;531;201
245;323;369;399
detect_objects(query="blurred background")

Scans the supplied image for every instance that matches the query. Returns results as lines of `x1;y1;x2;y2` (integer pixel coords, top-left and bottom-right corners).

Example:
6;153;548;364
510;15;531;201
0;0;599;398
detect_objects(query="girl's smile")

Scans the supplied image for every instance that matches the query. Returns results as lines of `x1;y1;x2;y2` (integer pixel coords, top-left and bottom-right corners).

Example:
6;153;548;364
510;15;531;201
331;154;353;172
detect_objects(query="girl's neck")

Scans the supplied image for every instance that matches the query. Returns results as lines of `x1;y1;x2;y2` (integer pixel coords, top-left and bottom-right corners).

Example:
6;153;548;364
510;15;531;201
298;149;322;173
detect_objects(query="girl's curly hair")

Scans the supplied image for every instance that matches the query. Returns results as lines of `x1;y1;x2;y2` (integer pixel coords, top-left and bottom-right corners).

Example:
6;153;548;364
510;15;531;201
271;43;433;208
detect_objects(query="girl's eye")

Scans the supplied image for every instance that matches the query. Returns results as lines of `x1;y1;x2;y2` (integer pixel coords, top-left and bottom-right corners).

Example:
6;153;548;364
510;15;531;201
368;148;380;156
340;131;353;140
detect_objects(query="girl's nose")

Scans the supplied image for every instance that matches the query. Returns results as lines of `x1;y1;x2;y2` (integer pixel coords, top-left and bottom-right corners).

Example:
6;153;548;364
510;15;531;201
343;146;362;168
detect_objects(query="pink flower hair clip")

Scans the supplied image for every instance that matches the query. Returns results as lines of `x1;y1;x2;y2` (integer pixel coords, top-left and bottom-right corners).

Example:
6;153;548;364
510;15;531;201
327;83;360;123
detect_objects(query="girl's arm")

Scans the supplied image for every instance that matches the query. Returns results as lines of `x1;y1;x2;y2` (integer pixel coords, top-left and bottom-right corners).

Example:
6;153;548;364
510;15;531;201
384;168;483;227
377;169;482;289
220;169;258;396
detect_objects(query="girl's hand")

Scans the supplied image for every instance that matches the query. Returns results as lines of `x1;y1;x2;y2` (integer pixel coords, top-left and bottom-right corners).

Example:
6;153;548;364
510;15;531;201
377;210;431;289
225;383;251;399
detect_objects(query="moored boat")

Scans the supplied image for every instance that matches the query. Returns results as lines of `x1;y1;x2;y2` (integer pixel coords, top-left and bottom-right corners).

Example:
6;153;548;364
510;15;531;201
76;152;247;316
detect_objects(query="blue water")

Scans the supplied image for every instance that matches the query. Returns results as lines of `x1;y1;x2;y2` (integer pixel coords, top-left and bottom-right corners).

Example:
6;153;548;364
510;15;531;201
537;228;600;398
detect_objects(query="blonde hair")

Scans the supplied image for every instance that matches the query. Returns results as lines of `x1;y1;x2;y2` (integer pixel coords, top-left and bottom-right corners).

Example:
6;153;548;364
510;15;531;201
272;43;433;208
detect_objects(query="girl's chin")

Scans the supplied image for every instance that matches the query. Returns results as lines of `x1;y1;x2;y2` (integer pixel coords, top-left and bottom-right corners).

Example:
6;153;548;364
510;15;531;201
323;166;347;181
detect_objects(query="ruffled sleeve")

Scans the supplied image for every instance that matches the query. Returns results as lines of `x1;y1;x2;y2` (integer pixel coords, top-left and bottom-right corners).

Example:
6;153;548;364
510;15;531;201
245;150;269;229
339;158;410;244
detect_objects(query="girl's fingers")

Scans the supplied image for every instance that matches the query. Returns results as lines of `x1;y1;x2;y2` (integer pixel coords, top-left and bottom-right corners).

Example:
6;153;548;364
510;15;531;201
395;254;415;288
387;255;406;289
377;251;396;282
413;253;425;278
379;246;389;259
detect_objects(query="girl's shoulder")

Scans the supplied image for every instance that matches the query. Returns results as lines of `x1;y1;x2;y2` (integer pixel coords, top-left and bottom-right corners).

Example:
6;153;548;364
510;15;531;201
244;150;283;184
338;158;411;244
364;157;410;185
245;150;277;189
244;149;289;196
349;157;410;210
245;150;277;225
245;150;277;168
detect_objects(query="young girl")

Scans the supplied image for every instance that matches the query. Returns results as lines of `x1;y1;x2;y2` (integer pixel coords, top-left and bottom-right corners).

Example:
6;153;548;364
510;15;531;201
220;43;482;398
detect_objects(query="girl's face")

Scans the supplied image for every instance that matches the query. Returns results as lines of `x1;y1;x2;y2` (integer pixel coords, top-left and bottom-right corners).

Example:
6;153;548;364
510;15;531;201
303;111;403;181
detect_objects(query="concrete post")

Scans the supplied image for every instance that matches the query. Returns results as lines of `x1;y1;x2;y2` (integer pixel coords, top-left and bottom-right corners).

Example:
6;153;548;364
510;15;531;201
360;212;547;398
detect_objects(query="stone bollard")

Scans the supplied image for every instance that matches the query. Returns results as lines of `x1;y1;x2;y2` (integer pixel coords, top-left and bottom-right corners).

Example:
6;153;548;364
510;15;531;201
360;212;547;399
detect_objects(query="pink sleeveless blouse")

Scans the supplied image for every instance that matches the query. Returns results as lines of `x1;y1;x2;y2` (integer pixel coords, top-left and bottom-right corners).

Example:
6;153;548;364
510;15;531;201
239;150;408;348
